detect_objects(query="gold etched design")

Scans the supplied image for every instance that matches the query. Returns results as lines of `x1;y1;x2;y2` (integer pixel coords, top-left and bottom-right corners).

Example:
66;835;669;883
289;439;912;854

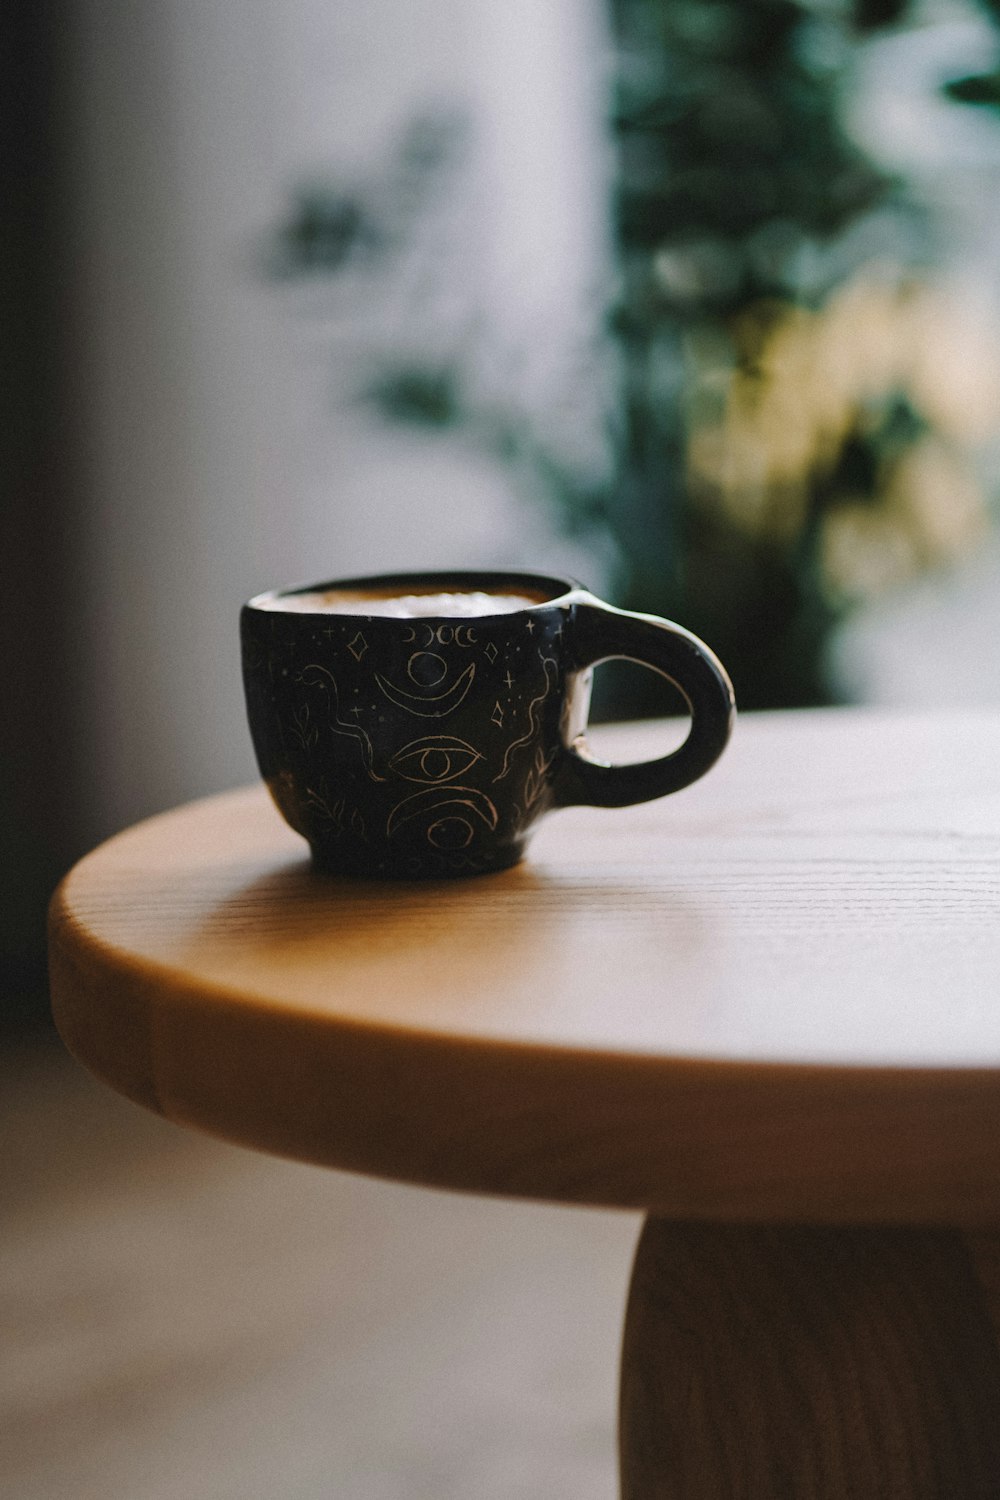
410;624;478;646
484;642;498;663
289;702;318;751
375;660;475;717
402;624;448;646
493;652;558;783
430;820;471;849
491;701;504;727
519;744;555;821
297;664;386;781
388;735;483;784
302;786;368;841
407;651;447;686
347;631;368;661
386;784;499;844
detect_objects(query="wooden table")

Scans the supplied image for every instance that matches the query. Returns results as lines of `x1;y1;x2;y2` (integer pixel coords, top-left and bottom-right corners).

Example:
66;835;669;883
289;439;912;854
49;709;1000;1497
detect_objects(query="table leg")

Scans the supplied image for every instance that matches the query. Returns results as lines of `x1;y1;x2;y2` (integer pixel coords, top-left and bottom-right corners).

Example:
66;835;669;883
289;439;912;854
618;1219;1000;1499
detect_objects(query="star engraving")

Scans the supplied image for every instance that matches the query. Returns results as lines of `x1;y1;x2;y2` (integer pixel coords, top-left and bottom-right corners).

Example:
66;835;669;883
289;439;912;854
484;642;498;663
491;701;505;727
503;670;515;690
347;631;368;662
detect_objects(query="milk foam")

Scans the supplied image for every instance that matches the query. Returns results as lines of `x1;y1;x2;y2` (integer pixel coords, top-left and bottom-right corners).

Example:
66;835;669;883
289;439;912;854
261;589;543;617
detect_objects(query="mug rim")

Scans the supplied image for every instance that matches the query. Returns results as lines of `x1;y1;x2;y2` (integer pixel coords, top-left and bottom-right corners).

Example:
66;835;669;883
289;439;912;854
244;568;586;618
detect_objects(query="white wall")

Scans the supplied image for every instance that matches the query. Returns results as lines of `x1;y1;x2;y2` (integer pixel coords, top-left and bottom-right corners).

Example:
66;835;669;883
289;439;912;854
69;0;610;842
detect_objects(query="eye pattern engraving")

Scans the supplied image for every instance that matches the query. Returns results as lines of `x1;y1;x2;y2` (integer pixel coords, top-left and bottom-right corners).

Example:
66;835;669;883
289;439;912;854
389;735;484;784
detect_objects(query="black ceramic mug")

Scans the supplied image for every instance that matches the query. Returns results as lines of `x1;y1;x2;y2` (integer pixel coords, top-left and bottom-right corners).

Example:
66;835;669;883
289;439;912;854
241;570;735;879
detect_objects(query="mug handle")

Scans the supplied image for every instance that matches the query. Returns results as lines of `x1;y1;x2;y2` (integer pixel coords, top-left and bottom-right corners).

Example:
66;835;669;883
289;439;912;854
552;599;736;809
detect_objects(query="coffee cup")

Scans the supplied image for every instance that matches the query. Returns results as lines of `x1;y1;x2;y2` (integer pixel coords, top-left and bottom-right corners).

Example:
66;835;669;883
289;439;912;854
241;570;735;879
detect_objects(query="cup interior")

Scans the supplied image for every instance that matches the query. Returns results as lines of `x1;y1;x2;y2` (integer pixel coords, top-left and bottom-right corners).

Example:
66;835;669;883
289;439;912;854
247;570;581;617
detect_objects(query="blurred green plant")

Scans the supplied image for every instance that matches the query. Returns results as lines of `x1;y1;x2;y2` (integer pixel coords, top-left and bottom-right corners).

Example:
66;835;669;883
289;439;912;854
945;0;1000;105
271;0;1000;711
600;0;1000;708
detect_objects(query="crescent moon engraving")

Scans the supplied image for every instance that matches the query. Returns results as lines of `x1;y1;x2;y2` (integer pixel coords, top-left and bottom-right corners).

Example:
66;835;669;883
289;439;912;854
375;662;475;717
386;784;499;839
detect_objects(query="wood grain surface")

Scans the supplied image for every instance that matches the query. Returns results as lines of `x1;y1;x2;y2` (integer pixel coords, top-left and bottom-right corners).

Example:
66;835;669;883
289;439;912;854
619;1218;1000;1499
49;708;1000;1222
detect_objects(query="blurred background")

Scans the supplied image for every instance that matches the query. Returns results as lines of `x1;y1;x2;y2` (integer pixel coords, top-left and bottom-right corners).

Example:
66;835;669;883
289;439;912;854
7;0;1000;1493
9;0;1000;1029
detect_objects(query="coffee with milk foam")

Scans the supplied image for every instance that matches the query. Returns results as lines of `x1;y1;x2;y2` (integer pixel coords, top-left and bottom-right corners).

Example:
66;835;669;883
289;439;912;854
261;588;545;617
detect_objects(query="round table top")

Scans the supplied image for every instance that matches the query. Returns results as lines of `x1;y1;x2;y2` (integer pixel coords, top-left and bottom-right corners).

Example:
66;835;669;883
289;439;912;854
50;708;1000;1224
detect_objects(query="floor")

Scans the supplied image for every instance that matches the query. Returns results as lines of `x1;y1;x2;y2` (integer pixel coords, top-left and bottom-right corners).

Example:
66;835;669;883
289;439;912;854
1;1031;638;1500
